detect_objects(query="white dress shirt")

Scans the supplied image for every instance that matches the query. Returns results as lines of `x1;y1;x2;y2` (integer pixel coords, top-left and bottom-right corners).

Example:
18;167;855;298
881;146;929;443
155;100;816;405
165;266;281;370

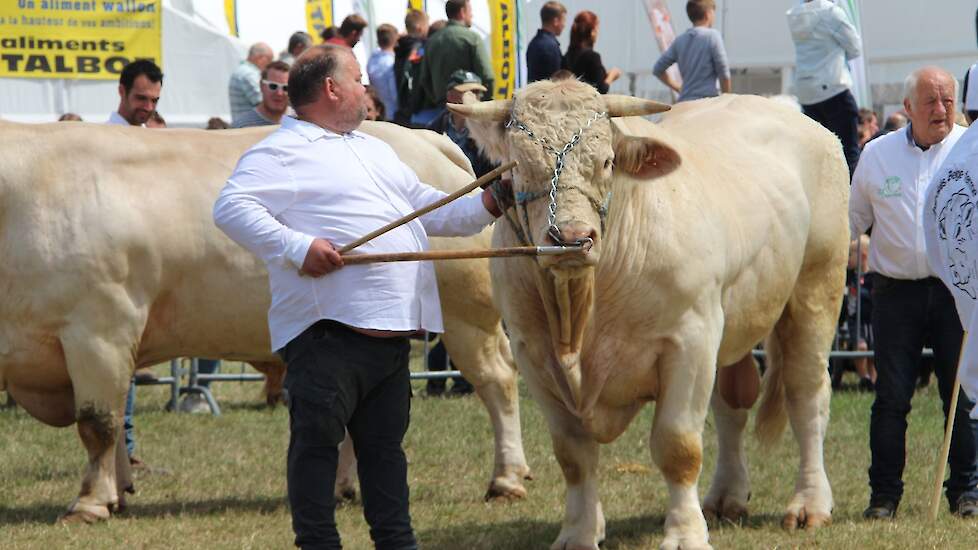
214;116;495;351
106;111;141;126
850;123;967;280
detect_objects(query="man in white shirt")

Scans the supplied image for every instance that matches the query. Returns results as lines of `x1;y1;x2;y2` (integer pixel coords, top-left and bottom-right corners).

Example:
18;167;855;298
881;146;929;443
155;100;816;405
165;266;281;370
214;45;505;549
850;66;978;520
107;59;162;127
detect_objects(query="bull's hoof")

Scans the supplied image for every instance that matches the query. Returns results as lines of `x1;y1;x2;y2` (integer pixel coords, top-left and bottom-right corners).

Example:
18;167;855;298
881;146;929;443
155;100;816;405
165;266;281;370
659;538;713;550
782;510;831;531
703;498;748;527
484;476;528;502
335;487;358;504
550;538;599;550
59;501;110;524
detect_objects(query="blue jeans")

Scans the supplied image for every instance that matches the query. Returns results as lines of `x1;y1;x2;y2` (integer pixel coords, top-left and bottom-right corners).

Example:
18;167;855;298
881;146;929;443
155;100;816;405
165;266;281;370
280;320;417;550
124;379;136;456
869;275;978;506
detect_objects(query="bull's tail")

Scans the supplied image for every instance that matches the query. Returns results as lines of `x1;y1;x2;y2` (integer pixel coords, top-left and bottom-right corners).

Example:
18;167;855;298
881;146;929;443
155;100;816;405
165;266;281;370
754;331;788;446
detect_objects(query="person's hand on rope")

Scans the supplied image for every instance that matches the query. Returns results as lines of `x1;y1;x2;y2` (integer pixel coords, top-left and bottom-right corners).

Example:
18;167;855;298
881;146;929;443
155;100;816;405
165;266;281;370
482;177;514;217
300;238;344;277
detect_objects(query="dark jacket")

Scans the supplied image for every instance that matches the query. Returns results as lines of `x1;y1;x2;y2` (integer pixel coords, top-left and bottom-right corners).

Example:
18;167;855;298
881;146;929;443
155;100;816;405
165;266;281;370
526;29;561;83
563;47;609;94
427;110;497;179
419;20;495;106
393;35;429;124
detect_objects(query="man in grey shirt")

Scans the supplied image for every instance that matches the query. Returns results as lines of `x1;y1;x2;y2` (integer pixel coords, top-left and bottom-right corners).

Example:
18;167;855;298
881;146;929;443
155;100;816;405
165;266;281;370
653;0;731;102
233;60;291;128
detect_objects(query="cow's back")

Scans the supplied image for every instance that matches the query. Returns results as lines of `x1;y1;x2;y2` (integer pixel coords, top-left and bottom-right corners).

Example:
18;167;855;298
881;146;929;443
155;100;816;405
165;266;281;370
600;95;849;364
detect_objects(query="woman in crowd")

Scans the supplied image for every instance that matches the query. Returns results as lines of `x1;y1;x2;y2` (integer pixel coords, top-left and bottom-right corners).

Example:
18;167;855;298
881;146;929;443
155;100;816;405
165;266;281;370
562;10;621;94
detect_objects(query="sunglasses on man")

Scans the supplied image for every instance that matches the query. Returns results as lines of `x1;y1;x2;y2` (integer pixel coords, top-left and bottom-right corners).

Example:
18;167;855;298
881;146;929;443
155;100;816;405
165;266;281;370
262;80;288;92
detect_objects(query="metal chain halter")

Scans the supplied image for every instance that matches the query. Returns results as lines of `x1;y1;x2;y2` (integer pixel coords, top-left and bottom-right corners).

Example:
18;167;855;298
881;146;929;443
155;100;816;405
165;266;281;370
505;107;608;246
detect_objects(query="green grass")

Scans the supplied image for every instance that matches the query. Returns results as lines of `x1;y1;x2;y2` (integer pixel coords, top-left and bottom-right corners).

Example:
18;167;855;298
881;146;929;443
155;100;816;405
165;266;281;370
1;358;974;549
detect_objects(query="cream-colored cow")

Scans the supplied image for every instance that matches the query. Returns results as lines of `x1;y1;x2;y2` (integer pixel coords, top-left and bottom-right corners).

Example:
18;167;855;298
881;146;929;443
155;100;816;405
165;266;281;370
0;120;528;522
450;80;849;549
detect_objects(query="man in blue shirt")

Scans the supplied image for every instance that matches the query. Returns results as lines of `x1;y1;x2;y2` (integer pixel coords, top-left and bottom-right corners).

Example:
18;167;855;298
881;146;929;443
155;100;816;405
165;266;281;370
526;2;567;83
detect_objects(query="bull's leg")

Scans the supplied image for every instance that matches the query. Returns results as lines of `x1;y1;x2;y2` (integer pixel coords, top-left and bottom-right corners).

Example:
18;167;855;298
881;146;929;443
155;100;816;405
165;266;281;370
518;347;604;550
702;382;751;525
249;361;287;406
771;269;839;530
442;322;530;500
334;430;358;502
59;328;136;522
651;315;722;550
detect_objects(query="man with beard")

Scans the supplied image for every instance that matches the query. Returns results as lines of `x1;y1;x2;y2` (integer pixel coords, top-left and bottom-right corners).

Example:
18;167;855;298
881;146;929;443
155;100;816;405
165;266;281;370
107;59;162;126
214;45;505;549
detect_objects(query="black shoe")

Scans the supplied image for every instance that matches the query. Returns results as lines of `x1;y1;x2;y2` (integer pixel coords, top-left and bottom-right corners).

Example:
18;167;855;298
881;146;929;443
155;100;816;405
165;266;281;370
863;499;897;520
448;378;474;396
426;382;445;397
952;496;978;518
858;377;875;392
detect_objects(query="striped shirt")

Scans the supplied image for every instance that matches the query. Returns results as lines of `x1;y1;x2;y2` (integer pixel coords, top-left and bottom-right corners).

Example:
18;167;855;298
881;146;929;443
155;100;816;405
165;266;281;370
228;61;262;125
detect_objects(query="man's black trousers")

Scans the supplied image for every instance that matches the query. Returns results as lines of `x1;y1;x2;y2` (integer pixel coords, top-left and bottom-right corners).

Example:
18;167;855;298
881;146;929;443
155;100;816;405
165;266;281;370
281;320;417;550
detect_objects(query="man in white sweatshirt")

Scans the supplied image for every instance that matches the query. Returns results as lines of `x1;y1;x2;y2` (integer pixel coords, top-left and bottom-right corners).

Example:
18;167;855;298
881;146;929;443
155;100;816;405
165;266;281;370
787;0;862;176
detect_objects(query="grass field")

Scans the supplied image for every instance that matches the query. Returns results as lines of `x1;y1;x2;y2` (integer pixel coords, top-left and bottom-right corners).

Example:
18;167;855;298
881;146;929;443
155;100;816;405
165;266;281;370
1;355;975;549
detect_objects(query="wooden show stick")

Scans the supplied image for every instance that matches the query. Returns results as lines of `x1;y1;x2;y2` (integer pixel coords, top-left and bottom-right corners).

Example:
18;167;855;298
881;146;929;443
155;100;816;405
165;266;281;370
341;244;588;265
337;160;517;254
929;331;969;521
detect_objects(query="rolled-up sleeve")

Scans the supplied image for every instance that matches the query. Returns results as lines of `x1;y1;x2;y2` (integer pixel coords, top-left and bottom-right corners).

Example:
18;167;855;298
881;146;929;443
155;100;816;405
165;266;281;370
213;145;314;269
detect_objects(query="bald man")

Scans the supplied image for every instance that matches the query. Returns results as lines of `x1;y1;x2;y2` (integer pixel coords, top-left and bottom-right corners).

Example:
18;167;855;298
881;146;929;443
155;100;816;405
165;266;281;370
851;66;978;520
229;42;274;125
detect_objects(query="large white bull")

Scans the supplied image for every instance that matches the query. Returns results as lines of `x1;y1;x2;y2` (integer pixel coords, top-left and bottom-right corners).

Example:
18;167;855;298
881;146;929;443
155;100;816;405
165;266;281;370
0;120;529;522
450;80;849;549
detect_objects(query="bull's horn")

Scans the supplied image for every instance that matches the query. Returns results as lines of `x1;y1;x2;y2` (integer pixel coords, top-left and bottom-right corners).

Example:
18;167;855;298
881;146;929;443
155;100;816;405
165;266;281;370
603;95;671;117
447;98;513;122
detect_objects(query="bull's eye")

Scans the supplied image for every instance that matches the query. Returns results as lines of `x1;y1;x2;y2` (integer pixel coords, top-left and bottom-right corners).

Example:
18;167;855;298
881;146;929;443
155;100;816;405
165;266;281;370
604;157;613;170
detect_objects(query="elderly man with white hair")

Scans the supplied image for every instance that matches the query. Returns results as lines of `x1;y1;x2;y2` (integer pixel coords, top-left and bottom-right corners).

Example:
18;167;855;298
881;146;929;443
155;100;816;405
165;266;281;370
229;42;274;125
850;66;978;521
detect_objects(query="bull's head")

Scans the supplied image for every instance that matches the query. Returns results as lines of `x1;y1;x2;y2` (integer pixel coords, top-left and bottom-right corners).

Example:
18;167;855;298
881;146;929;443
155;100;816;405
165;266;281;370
448;80;681;412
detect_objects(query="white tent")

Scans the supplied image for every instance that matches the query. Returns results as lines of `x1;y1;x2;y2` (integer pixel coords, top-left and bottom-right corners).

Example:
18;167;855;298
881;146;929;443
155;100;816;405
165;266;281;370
0;0;247;126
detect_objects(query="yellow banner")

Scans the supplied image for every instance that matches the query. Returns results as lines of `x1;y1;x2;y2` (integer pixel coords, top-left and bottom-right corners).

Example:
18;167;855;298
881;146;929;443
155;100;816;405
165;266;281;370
489;0;516;99
224;0;237;37
406;0;424;12
306;0;333;43
0;0;162;81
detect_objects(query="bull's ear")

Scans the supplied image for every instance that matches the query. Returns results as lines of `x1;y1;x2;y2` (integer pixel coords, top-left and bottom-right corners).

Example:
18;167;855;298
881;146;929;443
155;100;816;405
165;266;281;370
612;133;681;180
